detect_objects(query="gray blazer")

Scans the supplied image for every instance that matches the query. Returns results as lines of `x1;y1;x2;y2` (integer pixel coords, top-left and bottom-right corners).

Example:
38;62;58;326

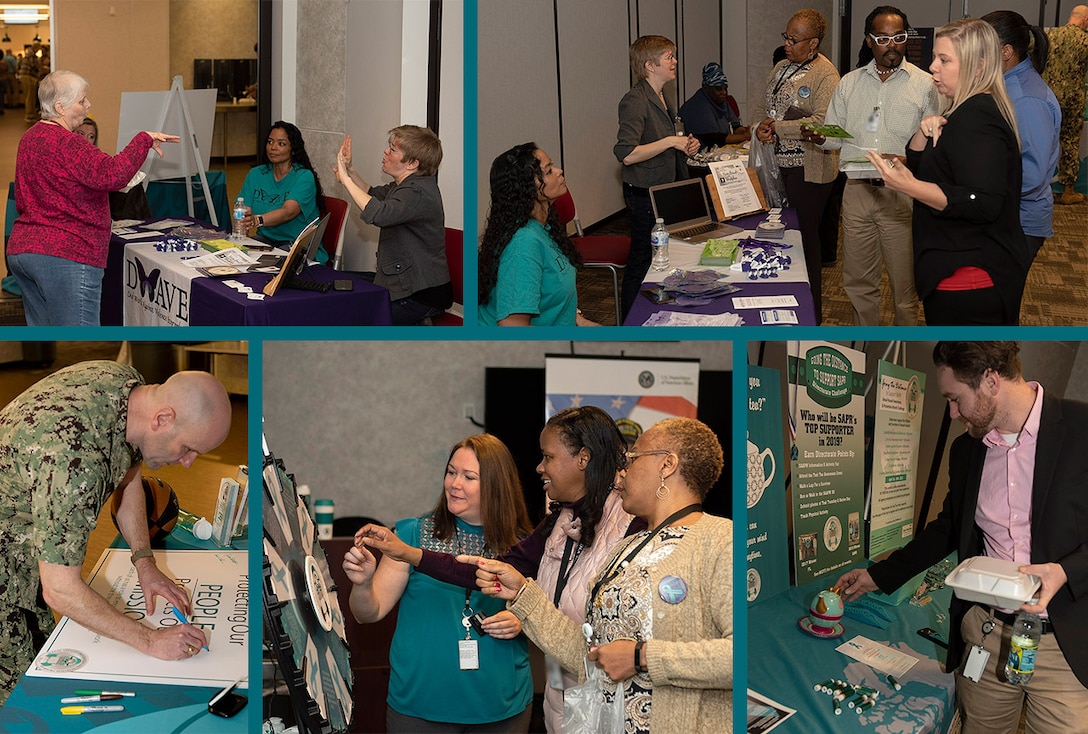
362;173;449;301
614;78;687;188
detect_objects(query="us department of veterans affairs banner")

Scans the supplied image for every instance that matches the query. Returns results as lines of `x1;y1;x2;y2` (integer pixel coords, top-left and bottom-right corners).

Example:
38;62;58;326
870;360;926;559
544;356;700;436
746;364;789;605
787;342;866;585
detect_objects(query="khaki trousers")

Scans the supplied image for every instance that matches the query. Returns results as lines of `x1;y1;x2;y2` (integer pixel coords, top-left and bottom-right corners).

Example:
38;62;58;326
840;180;919;326
958;604;1088;734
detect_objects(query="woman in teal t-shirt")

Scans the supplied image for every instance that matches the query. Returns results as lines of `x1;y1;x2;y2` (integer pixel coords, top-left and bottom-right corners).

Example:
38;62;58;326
343;434;535;732
478;143;597;326
236;121;326;259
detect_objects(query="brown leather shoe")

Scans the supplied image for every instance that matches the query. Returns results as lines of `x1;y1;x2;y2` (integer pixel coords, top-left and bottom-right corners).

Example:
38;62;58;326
1058;190;1086;205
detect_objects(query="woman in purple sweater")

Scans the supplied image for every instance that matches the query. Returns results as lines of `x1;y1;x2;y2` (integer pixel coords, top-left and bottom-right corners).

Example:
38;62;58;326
7;70;177;325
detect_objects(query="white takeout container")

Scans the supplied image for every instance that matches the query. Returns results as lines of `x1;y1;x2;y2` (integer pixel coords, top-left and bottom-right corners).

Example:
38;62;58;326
945;556;1040;608
841;159;880;180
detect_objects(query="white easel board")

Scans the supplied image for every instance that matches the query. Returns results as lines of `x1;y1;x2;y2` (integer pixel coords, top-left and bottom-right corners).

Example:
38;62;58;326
28;549;248;689
117;88;218;181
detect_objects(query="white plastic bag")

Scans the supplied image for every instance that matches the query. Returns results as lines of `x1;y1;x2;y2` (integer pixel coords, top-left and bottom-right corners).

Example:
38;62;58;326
748;129;787;208
562;663;626;734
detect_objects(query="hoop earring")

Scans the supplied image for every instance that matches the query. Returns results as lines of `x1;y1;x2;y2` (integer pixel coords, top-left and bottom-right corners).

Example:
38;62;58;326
656;476;670;499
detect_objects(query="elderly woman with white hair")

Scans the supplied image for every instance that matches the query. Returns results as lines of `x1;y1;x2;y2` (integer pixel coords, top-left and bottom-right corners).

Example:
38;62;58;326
7;70;178;326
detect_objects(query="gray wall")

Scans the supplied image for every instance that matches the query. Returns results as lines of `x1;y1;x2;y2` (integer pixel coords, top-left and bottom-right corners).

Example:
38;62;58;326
263;340;732;527
478;0;744;234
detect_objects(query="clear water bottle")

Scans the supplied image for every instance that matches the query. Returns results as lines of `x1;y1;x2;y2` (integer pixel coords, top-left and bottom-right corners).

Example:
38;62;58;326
651;218;670;271
1005;611;1041;685
231;197;247;240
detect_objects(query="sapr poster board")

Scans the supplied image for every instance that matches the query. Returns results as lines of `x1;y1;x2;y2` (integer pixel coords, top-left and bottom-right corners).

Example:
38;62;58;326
543;356;700;435
870;360;926;558
118;88;218;181
787;341;866;585
746;365;789;605
28;549;248;689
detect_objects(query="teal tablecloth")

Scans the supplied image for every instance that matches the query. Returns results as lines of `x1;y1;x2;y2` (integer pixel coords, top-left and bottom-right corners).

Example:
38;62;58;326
748;564;956;733
145;170;230;229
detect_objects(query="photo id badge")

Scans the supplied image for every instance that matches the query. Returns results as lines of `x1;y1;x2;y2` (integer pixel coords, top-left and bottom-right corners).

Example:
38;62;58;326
458;639;479;670
963;644;989;682
545;654;566;690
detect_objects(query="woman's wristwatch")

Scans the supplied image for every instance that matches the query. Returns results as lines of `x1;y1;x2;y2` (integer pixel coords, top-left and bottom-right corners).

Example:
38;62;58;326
256;215;264;227
634;640;647;674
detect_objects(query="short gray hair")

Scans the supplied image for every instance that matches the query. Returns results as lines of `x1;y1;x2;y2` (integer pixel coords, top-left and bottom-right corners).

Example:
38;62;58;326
38;70;88;121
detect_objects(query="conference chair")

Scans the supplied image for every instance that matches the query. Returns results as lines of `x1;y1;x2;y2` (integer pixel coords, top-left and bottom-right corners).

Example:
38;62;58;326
553;189;630;325
432;227;464;326
324;196;350;270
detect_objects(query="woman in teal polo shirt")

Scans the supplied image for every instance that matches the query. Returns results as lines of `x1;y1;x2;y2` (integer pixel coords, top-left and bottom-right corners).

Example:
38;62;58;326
478;143;596;326
343;434;535;732
236;121;325;258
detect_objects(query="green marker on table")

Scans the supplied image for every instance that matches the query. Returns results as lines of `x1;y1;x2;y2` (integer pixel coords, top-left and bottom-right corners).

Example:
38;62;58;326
74;690;134;697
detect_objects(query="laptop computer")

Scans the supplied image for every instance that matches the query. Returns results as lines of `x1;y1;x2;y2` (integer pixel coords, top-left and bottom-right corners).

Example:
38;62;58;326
648;178;744;243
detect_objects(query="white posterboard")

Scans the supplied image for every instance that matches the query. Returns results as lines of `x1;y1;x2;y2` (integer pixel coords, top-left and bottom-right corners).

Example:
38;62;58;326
28;549;248;689
117;87;217;182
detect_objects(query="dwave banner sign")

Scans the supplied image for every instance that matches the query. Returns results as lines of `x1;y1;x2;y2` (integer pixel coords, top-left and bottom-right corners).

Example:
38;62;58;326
123;246;193;326
870;359;926;559
787;342;866;585
746;364;789;605
544;356;700;438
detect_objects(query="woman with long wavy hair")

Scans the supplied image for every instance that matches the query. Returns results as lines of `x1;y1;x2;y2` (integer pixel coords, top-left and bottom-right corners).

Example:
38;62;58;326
478;142;593;326
344;434;536;731
867;18;1030;325
236;121;327;256
358;406;644;731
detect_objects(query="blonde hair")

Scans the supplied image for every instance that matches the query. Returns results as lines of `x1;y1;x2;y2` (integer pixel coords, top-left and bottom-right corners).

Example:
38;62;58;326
389;125;443;177
935;18;1020;150
629;35;676;81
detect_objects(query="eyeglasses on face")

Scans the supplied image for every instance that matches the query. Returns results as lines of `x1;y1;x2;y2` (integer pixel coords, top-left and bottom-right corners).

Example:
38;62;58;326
623;449;672;468
868;32;908;47
781;32;815;46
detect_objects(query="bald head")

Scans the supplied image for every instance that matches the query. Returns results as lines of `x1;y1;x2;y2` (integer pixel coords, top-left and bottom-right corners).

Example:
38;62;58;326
161;371;232;447
129;371;232;469
1072;5;1088;28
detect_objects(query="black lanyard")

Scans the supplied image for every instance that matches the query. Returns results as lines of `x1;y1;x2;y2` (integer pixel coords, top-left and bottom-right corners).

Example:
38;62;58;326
588;503;702;606
552;535;584;606
769;56;816;109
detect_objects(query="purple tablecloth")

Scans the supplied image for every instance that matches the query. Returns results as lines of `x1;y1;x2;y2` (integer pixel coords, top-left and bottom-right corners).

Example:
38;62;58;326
189;267;392;326
624;208;816;326
103;218;392;326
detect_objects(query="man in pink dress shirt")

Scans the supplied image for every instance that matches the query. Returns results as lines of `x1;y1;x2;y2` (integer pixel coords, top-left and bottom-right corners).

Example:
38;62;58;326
835;342;1088;733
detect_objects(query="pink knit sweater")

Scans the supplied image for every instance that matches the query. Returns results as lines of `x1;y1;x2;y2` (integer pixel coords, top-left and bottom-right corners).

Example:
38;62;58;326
8;123;153;268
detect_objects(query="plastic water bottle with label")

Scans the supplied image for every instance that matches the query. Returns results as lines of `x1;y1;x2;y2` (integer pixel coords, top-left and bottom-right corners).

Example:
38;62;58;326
231;197;247;240
1005;610;1041;684
651;218;670;271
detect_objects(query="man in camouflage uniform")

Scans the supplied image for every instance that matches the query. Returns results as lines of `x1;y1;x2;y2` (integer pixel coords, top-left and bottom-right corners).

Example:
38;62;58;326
0;361;232;704
1043;6;1088;205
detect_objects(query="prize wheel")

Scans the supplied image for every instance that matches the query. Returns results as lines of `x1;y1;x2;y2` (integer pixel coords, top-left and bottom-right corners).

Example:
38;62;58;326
263;451;353;733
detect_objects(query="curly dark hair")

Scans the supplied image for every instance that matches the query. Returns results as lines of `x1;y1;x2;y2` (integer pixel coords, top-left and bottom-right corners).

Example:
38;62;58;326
478;143;581;305
536;406;627;550
259;121;326;215
856;6;910;68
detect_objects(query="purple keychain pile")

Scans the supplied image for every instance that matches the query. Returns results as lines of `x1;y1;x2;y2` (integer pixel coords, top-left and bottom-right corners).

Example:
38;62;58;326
739;237;792;279
154;236;200;253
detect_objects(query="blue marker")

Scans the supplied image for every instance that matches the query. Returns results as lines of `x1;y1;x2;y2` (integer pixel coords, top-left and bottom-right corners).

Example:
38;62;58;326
171;607;210;651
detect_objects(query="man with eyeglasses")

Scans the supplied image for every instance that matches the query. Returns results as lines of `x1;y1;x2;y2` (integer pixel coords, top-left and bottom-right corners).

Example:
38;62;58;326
801;6;937;326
